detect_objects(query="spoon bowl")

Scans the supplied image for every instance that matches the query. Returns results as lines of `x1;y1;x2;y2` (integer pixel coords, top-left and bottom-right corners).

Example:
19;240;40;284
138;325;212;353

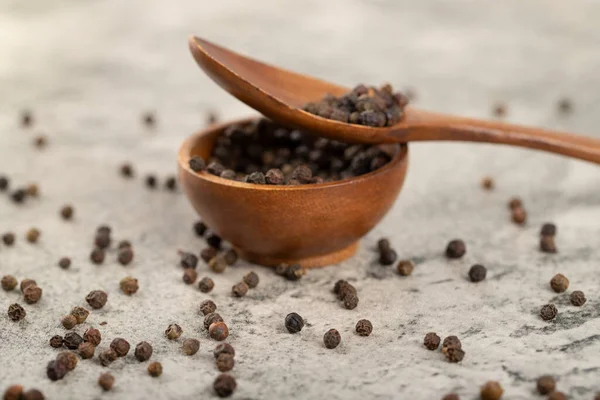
178;117;409;268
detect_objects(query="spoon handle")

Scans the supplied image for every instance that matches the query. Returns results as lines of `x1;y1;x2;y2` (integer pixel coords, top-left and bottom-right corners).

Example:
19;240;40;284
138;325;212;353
404;113;600;164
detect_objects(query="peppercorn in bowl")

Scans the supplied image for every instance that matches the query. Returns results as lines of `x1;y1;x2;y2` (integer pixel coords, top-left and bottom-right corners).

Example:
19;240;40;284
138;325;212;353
178;117;408;267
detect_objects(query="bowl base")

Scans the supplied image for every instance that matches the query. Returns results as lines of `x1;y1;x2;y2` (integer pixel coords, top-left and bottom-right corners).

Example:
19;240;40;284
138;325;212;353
234;242;358;269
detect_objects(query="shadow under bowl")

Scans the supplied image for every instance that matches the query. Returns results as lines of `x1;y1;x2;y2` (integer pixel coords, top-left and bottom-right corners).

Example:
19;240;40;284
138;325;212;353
178;117;409;268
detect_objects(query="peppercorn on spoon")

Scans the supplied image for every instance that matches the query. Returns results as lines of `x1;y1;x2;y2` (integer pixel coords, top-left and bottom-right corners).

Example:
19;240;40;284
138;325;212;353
189;36;600;164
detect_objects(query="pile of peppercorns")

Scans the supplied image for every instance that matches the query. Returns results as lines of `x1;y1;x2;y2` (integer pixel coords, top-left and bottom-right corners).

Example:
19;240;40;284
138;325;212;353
188;118;399;185
302;84;409;127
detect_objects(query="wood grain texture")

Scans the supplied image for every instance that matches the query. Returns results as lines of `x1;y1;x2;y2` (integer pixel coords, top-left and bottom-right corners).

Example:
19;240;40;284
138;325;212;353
178;118;409;268
189;36;600;164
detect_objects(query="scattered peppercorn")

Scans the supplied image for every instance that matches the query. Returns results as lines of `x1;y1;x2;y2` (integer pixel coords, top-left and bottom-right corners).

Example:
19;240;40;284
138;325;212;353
343;293;359;310
78;342;95;359
214;343;235;359
232;282;249;297
194;221;208;237
57;351;78;371
355;319;373;336
424;332;441;350
8;303;26;321
21;110;33;127
23;389;44;400
146;361;162;377
180;251;198;269
110;338;131;357
63;332;84;350
323;329;341;349
165;324;183;340
223;249;238;266
0;176;8;191
94;232;111;250
209;256;227;273
46;359;68;381
189;156;206;172
11;188;27;204
548;392;567;400
61;315;77;329
84;328;102;346
70;306;89;324
209;322;229;341
34;136;47;148
558;98;572;113
118;247;134;265
58;257;71;269
99;348;118;366
511;206;527;225
23;285;42;304
442;394;460;400
120;276;139;295
508;197;522;210
213;373;237;398
550;274;569;293
198;277;215;293
120;163;134;178
142;112;156;127
442;336;462;352
183;269;198;285
145;175;157;189
480;381;503;400
469;264;487;282
20;279;36;292
182;338;200;356
90;248;105;264
118;240;131;249
216;353;234;372
285;264;306;281
134;341;153;361
570;290;586;306
379;247;397;266
86;290;108;309
492;103;507;118
540;304;558;321
201;247;218;263
98;372;115;391
60;205;74;220
50;335;64;348
445;240;466;259
536;375;556;395
540;236;557;253
1;275;18;291
165;176;177;191
26;228;40;243
2;232;15;245
200;300;217;316
205;231;222;249
445;347;465;363
284;313;304;333
397;260;414;276
540;223;557;237
481;177;494;190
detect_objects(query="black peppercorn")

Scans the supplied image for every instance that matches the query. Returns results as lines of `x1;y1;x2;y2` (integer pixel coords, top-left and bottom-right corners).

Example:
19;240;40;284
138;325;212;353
355;319;373;336
26;228;40;243
0;176;8;191
134;341;153;361
1;275;18;291
63;332;84;350
285;312;304;333
70;306;89;324
424;332;440;350
50;335;64;348
120;276;139;295
78;342;95;359
223;249;238;266
209;322;229;341
200;300;217;316
189;156;206;172
343;293;359;310
46;359;68;381
442;394;460;400
57;351;78;371
147;361;163;377
205;231;222;249
540;304;558;321
540;223;557;237
182;338;200;355
2;232;15;246
397;260;414;276
570;290;586;306
165;176;177;191
145;175;157;189
445;240;466;259
86;290;108;309
8;303;26;321
379;248;397;266
323;329;341;349
214;343;235;359
207;161;225;176
285;264;306;281
23;389;44;400
84;328;102;346
213;373;237;398
536;375;556;395
216;353;234;372
23;285;42;304
243;271;259;288
232;282;249;297
58;257;71;269
183;269;198;285
90;248;105;264
194;221;208;237
550;274;569;293
110;338;130;357
480;381;503;400
209;257;227;273
98;373;115;391
220;169;236;180
548;392;567;400
540;236;557;253
120;163;134;178
445;347;465;363
180;251;198;269
201;247;218;263
61;315;77;329
142;112;156;127
265;168;285;185
118;247;134;265
468;264;487;282
204;312;224;330
165;324;183;340
197;277;214;293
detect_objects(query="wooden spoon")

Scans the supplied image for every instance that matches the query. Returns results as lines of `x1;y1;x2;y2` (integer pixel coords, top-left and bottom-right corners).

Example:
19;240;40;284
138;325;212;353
189;36;600;164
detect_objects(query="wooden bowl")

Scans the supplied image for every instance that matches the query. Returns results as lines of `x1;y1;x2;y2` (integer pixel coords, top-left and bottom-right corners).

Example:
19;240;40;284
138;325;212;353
178;118;409;268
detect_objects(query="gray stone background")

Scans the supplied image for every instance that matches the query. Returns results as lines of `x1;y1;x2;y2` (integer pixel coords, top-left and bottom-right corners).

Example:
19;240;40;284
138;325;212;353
1;0;600;399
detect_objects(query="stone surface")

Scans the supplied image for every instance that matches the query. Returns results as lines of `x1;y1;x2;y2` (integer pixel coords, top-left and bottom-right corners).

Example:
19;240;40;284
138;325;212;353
1;0;600;399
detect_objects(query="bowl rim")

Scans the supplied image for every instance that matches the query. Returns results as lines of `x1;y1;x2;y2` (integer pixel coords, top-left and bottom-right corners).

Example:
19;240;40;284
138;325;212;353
178;116;408;192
